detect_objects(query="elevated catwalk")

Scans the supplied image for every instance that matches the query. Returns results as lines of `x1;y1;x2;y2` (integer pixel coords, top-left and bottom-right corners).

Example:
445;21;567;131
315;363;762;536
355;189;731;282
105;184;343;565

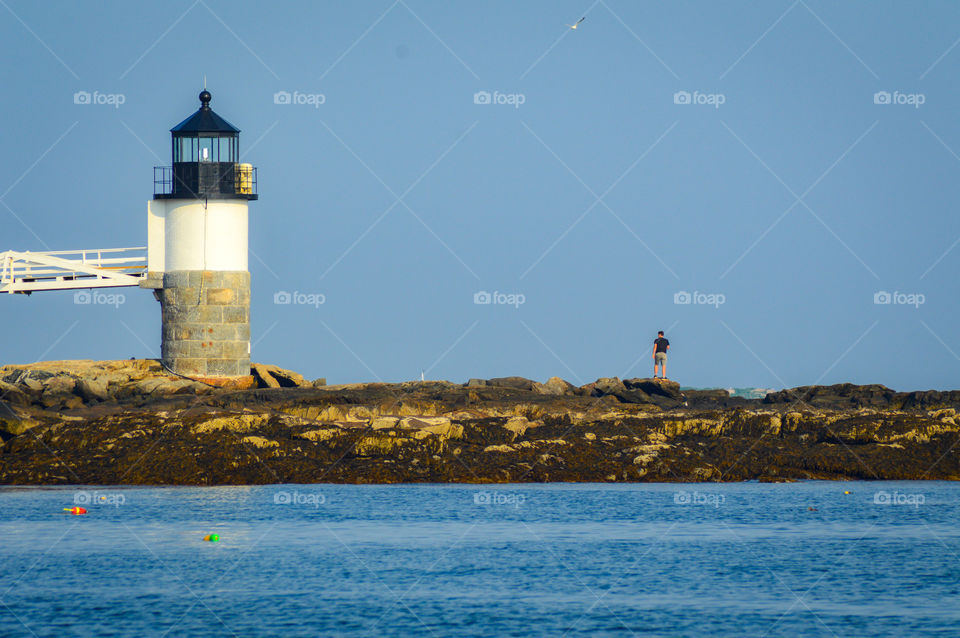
0;247;146;294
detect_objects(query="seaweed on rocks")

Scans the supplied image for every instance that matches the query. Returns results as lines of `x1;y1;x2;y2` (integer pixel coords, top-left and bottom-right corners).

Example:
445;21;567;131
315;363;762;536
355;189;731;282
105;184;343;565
0;361;958;484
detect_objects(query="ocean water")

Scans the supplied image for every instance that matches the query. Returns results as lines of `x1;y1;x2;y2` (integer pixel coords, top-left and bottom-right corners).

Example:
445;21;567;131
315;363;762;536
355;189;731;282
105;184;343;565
680;386;775;399
0;482;957;637
726;387;776;399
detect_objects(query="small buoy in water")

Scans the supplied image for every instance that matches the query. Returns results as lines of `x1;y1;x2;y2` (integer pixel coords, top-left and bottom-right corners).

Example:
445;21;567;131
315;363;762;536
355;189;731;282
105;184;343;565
844;490;852;495
807;507;818;511
64;507;87;515
203;534;219;542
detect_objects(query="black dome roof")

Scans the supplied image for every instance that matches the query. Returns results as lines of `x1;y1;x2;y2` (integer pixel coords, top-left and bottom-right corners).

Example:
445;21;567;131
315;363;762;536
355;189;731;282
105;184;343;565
170;90;239;136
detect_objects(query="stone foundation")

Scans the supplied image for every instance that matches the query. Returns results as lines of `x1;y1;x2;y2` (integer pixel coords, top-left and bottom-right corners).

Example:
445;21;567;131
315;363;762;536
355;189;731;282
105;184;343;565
160;270;250;378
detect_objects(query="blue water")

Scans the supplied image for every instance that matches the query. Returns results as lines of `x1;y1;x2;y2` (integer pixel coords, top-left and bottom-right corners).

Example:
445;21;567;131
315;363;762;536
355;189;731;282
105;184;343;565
680;387;775;399
1;482;958;637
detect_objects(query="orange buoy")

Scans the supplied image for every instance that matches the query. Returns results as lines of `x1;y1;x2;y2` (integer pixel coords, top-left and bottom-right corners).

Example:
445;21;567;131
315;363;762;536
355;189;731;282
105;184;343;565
64;507;87;515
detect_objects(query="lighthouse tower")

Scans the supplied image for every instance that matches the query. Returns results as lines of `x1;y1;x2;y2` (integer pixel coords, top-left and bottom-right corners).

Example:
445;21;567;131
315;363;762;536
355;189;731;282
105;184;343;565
141;90;258;383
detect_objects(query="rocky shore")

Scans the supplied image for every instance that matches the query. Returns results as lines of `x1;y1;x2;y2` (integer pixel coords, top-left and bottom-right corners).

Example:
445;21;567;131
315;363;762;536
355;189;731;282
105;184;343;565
1;360;958;484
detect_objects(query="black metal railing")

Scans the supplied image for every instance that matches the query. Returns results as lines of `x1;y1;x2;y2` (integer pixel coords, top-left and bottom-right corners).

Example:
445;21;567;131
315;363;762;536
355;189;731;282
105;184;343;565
153;164;258;200
154;166;173;196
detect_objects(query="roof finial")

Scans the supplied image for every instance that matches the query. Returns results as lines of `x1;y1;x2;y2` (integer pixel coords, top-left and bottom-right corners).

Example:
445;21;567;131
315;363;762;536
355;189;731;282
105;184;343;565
199;88;211;110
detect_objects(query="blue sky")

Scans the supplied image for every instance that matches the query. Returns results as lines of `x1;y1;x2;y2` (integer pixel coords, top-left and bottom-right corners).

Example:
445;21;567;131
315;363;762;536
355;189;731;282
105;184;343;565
1;1;959;390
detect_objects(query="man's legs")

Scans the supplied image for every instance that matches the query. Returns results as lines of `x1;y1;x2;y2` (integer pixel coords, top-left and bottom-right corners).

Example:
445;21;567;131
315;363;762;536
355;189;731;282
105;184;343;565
654;353;667;378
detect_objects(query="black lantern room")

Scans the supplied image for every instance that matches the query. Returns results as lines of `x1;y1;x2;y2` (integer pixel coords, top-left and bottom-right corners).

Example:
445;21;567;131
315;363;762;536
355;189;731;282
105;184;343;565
154;90;257;200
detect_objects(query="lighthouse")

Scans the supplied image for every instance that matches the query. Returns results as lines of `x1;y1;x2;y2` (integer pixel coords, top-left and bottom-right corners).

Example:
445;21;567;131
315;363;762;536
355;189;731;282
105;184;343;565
140;90;258;383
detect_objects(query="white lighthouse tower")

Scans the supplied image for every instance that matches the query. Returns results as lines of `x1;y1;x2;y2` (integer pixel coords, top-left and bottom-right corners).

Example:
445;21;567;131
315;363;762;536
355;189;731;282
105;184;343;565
140;90;258;383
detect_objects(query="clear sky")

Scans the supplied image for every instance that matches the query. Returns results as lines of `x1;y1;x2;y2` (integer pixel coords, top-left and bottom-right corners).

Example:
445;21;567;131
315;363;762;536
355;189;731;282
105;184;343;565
1;1;959;390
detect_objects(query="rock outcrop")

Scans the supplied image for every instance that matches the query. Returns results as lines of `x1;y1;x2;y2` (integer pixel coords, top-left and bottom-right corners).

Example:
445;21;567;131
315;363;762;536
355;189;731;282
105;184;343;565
251;363;309;389
535;377;577;396
0;360;958;484
762;384;960;411
0;360;213;411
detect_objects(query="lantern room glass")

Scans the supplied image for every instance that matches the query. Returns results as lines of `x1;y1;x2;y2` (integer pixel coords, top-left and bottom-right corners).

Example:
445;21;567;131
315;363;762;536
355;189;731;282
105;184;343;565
173;135;238;163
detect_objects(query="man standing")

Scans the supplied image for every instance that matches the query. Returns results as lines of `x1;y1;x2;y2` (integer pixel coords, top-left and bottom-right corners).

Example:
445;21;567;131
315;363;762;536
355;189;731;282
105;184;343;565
652;331;670;379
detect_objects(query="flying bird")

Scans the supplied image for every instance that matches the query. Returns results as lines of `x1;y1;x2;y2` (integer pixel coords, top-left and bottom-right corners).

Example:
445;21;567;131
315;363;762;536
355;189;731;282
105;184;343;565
567;17;585;30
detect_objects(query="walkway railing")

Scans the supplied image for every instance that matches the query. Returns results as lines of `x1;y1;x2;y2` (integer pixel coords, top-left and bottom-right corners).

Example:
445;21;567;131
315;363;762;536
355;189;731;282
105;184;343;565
0;247;146;294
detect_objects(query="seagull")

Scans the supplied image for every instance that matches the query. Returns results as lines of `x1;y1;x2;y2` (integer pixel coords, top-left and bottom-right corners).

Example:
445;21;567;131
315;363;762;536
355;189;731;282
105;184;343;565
567;17;585;30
